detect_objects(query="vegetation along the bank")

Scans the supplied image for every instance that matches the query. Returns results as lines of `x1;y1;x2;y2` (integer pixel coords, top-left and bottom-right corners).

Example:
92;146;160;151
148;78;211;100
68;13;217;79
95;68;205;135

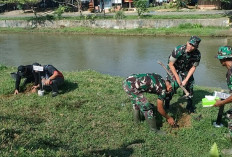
0;13;231;37
0;24;231;37
0;65;231;156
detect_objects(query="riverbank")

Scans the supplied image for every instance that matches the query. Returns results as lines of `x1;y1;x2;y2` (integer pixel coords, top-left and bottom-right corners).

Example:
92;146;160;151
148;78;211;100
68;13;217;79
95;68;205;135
0;10;231;37
0;65;231;156
0;25;231;37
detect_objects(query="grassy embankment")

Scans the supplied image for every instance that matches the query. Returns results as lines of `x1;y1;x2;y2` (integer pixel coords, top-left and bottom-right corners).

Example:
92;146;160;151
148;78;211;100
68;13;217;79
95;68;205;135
0;14;231;37
0;65;231;156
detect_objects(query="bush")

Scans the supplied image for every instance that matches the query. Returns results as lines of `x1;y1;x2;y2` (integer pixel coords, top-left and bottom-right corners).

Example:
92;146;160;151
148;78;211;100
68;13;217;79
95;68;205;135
114;10;125;20
53;5;67;19
178;23;203;29
134;0;148;17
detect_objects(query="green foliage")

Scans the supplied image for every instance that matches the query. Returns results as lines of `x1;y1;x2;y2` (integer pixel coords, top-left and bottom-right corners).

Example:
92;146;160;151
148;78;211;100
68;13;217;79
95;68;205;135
53;5;67;19
203;0;230;3
2;0;40;5
83;14;97;21
175;0;188;9
114;10;126;20
178;23;203;29
16;4;22;10
134;0;148;17
209;142;219;157
221;0;231;3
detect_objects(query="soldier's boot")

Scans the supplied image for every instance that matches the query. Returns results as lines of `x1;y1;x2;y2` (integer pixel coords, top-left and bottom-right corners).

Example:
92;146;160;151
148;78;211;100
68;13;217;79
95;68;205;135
145;116;166;135
132;105;141;123
186;99;195;113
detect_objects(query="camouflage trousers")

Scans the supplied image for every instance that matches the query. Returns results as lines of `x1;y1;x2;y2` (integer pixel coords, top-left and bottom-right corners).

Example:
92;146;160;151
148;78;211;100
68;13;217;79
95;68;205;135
123;80;154;119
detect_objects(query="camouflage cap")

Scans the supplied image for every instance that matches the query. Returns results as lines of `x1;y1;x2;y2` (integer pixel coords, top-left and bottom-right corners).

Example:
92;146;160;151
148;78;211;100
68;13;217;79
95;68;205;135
188;36;201;48
216;46;232;60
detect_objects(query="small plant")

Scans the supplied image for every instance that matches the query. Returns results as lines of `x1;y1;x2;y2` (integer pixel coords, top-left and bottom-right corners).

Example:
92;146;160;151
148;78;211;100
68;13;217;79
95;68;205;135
193;23;203;28
209;142;219;157
54;5;67;19
114;10;125;20
178;23;203;29
17;4;23;10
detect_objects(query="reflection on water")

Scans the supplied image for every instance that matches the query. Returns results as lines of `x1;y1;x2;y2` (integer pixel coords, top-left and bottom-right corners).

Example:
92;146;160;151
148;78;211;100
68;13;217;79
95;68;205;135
0;33;232;89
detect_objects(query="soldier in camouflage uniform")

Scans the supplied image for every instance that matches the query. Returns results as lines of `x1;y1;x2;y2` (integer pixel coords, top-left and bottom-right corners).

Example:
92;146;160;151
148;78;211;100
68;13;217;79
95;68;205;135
123;73;178;134
165;36;201;113
214;46;232;144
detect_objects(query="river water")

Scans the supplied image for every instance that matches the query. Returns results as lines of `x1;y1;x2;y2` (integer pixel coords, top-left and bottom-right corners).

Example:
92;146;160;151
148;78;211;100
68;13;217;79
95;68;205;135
0;33;232;89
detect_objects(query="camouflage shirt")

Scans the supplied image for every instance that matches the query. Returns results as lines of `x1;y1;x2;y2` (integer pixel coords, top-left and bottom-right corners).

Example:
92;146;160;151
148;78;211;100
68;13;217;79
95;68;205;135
126;73;167;100
226;68;232;91
168;45;201;72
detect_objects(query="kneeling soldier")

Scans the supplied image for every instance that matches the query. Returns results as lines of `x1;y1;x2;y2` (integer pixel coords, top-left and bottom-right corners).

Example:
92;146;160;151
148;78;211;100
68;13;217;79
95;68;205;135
123;73;178;134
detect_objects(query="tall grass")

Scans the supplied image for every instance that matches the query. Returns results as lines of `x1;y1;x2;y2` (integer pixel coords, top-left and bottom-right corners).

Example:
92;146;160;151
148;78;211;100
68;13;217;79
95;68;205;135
0;65;231;156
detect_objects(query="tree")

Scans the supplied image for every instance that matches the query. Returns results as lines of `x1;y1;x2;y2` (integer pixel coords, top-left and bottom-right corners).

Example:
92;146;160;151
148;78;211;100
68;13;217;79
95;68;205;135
133;0;148;17
53;0;83;16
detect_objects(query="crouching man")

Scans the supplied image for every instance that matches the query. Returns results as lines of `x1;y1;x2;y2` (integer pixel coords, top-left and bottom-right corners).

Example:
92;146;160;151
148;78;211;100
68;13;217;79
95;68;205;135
12;63;40;95
123;73;177;134
33;64;64;97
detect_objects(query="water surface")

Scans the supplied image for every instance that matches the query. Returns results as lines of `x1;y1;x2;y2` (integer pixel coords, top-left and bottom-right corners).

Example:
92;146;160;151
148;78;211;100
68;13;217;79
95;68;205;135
1;33;232;89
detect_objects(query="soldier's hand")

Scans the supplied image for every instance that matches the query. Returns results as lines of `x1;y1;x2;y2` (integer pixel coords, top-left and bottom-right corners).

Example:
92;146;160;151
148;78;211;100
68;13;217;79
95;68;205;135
182;79;187;86
167;117;175;126
14;89;19;95
214;100;223;107
31;88;37;93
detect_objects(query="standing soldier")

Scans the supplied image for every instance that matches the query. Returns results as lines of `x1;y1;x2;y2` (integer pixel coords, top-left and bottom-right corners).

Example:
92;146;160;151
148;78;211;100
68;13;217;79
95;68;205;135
214;46;232;155
165;36;201;113
123;73;178;134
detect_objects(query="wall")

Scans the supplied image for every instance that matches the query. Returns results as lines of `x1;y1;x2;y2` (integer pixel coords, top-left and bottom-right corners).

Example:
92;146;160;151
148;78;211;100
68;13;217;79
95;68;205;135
197;0;221;9
0;18;229;29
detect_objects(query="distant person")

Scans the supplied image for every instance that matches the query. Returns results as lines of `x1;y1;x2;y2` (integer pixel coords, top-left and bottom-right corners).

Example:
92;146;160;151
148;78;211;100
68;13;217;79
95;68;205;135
123;73;178;134
12;63;40;95
33;64;64;97
165;36;201;113
214;46;232;155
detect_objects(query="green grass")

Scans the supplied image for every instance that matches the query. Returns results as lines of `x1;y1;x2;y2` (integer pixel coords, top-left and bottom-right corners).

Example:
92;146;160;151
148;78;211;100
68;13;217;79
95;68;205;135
0;25;230;37
0;65;231;156
0;13;226;21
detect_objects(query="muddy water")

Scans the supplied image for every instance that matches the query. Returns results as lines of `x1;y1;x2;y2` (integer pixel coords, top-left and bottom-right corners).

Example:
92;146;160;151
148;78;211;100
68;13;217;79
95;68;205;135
0;33;232;89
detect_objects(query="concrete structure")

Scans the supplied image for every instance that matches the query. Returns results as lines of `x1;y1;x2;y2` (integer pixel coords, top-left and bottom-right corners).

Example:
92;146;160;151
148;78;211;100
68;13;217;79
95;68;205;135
0;18;229;29
197;0;221;10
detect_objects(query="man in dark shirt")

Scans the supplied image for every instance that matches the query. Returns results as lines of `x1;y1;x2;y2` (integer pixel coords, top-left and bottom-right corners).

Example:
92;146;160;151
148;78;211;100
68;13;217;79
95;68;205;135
13;63;40;94
33;64;64;97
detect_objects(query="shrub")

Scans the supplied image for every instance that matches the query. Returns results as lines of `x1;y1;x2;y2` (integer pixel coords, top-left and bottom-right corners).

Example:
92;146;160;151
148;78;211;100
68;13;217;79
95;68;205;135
53;5;67;19
114;10;125;20
178;23;203;29
134;0;148;17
